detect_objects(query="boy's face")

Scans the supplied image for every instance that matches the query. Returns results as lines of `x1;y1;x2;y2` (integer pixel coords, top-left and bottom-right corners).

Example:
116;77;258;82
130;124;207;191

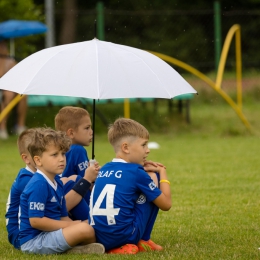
34;143;66;178
72;115;93;146
127;137;150;166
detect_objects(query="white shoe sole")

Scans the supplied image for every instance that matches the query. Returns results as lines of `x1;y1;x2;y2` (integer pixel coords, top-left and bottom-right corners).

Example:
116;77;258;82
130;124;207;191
65;243;105;254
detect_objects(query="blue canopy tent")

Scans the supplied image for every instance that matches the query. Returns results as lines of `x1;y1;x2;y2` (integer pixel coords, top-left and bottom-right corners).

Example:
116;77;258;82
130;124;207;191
0;19;47;56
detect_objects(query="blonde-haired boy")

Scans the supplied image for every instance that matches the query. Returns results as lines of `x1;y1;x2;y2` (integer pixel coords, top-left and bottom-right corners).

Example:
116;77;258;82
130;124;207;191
19;128;104;254
55;106;93;178
6;129;37;249
6;128;101;252
89;118;172;254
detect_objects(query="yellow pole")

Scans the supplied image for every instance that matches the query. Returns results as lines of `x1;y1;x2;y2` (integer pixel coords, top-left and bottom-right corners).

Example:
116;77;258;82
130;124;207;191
0;94;25;123
149;50;251;131
124;98;130;118
216;24;240;89
235;27;242;109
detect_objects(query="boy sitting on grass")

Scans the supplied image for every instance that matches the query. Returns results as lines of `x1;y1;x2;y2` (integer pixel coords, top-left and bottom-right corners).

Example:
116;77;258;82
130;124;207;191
55;106;94;178
18;128;104;254
89;118;172;254
5;128;100;250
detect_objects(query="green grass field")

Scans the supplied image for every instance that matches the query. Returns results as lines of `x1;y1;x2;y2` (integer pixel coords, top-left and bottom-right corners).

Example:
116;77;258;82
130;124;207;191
0;87;260;259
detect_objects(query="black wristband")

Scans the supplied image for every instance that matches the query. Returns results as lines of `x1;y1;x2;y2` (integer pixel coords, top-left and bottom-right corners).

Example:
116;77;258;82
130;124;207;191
72;178;91;198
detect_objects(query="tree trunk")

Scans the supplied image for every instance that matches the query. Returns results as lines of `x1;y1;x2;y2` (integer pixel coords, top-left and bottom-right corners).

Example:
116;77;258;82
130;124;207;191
59;0;77;44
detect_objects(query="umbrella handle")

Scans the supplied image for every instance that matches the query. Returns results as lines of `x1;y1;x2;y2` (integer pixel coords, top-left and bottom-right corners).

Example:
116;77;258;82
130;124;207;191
89;159;96;166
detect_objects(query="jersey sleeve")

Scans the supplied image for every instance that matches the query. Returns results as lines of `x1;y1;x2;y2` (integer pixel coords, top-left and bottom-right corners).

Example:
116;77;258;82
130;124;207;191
17;174;33;193
135;167;162;202
74;146;89;177
27;181;48;218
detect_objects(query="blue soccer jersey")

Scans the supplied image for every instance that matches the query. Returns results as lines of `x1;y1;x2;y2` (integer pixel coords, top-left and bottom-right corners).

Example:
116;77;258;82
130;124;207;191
62;144;89;178
5;167;34;249
89;159;162;250
19;171;68;246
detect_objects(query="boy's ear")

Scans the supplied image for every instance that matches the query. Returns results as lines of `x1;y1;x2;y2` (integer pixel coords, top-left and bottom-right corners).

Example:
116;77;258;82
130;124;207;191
121;142;129;154
33;156;42;167
66;128;74;138
21;153;28;164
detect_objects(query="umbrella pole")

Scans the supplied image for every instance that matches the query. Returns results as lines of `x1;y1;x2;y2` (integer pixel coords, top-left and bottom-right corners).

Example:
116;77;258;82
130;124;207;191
92;99;96;159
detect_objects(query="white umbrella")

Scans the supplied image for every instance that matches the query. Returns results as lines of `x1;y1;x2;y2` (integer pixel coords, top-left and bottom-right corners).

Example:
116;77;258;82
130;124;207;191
0;38;197;157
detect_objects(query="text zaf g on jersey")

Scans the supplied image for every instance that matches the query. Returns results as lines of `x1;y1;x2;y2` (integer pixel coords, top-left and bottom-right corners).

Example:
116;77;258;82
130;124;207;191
98;170;122;178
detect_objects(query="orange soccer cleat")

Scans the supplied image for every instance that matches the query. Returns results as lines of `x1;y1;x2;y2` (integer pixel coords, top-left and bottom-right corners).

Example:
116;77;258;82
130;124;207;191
107;244;139;254
137;239;163;252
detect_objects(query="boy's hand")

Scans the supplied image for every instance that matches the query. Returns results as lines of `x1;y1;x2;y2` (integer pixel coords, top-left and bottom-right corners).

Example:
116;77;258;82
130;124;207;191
144;164;159;173
83;161;100;183
144;160;166;169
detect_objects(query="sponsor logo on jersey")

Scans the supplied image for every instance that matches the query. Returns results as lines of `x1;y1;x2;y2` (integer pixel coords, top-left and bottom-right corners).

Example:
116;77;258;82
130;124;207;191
29;202;45;211
148;181;157;190
78;160;88;171
51;196;57;202
136;194;146;204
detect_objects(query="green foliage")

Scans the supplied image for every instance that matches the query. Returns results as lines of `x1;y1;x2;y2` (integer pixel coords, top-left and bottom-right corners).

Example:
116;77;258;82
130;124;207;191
0;0;42;21
0;0;45;59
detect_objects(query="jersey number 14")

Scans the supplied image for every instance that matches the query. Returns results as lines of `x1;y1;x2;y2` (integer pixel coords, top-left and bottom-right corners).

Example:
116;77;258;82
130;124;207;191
89;184;120;225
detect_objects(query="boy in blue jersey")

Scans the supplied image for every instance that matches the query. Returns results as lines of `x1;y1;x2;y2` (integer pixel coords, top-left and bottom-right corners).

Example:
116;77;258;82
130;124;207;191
89;118;172;254
55;106;93;178
19;128;104;255
5;128;100;250
5;128;36;249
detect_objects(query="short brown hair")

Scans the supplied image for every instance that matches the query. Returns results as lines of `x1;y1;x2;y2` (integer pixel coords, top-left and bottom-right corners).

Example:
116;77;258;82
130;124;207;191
55;106;90;132
28;128;71;158
108;118;149;149
17;128;36;155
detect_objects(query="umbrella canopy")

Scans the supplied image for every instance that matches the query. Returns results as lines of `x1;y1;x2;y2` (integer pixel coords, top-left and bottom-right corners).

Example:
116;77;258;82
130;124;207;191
0;38;196;99
0;38;197;159
0;19;47;40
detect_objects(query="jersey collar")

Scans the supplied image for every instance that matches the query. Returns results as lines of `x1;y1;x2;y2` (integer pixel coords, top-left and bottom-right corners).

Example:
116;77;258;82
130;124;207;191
25;165;35;174
112;158;127;163
37;170;58;191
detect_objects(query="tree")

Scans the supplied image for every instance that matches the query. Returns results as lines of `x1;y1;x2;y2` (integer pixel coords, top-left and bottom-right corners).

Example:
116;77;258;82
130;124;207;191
0;0;45;59
59;0;78;44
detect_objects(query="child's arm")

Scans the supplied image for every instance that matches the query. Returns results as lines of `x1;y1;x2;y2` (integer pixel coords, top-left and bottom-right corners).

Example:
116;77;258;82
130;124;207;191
65;161;100;211
29;217;81;231
152;166;172;211
144;164;172;211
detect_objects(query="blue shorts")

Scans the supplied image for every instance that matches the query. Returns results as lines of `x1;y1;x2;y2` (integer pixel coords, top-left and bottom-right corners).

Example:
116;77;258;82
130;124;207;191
21;229;72;255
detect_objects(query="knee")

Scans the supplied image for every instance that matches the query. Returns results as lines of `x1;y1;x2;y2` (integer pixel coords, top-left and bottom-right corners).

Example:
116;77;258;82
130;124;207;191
80;222;95;238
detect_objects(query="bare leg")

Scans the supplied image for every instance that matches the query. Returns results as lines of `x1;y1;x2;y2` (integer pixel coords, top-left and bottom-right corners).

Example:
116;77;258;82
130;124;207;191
0;90;15;138
62;222;96;246
17;95;27;127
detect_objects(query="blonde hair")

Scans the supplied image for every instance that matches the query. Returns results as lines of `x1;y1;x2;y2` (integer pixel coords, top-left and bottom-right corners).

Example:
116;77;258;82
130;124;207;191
17;128;36;155
55;106;90;132
28;127;71;158
108;118;149;149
